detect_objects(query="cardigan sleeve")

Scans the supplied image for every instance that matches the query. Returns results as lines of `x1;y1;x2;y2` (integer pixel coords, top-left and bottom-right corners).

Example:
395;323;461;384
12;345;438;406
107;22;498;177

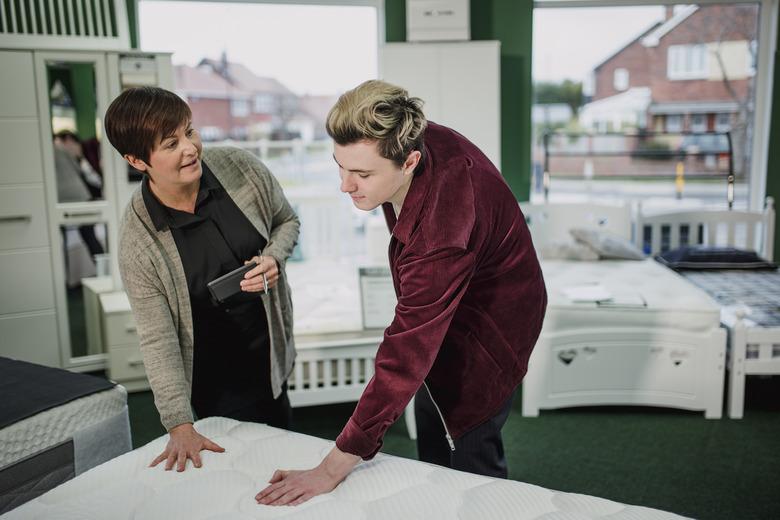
119;243;194;431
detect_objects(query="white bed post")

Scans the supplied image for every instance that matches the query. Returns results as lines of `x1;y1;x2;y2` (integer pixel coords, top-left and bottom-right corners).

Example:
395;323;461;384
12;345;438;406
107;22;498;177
704;328;727;419
728;312;748;419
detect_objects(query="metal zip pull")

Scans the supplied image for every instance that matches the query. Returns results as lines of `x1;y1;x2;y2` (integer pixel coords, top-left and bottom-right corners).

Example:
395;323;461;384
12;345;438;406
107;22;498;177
423;381;455;451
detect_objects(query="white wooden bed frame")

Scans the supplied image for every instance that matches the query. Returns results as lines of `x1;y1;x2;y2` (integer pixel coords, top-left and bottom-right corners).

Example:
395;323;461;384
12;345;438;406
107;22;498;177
520;202;727;418
636;198;779;418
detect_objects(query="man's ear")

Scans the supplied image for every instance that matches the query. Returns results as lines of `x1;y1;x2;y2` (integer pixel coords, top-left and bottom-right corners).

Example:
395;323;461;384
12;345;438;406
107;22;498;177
403;150;421;176
124;154;149;173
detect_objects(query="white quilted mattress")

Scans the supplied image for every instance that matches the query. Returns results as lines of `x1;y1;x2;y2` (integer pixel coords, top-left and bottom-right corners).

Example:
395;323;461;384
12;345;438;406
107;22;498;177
3;417;686;519
0;385;127;468
543;259;720;333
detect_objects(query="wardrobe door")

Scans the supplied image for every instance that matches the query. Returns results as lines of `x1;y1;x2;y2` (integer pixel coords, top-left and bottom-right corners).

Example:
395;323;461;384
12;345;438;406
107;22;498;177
0;50;61;368
34;52;119;371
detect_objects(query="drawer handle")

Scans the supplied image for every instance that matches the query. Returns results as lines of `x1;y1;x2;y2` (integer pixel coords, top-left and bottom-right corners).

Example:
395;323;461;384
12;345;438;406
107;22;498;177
0;215;32;223
128;359;144;367
125;325;137;333
64;210;102;218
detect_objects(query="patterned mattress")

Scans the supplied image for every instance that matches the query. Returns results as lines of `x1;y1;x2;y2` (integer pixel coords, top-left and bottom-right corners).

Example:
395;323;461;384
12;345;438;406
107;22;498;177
2;417;687;519
680;269;780;327
0;385;127;469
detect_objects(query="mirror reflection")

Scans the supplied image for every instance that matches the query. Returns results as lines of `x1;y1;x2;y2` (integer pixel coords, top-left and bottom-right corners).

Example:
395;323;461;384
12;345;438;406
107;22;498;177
47;61;105;203
60;222;110;358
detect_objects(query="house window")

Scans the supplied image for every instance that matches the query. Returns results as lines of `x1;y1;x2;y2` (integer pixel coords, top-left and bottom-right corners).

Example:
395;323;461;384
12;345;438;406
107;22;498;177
230;99;250;118
667;44;708;80
690;114;707;133
613;68;629;91
665;114;683;133
254;94;276;114
715;113;732;132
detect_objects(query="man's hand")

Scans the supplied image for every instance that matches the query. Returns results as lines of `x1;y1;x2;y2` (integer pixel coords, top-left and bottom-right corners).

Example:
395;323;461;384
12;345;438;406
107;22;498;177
149;423;225;472
255;447;360;506
241;255;279;293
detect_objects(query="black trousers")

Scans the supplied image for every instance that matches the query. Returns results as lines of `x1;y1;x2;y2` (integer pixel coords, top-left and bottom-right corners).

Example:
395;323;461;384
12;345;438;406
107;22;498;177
193;382;292;429
414;385;515;479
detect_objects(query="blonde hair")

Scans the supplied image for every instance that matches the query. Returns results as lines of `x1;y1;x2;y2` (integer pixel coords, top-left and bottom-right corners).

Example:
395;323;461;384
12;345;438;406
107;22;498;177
326;80;427;166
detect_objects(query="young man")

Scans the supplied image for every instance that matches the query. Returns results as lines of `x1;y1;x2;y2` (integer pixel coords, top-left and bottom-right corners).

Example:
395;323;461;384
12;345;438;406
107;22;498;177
256;80;546;506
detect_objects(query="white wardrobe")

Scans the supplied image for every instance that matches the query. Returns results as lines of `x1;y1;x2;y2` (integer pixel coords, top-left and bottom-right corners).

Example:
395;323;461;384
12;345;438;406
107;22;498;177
0;49;172;371
380;41;501;169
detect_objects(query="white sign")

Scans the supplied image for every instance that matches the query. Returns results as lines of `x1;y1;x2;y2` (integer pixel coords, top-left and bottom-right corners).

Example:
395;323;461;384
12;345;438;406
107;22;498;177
359;267;397;330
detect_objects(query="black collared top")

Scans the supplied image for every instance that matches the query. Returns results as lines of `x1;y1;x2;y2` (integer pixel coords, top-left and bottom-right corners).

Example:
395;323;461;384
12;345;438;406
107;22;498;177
142;162;271;416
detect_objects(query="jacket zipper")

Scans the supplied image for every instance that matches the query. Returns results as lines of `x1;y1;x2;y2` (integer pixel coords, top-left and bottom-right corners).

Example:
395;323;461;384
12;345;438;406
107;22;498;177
423;381;455;451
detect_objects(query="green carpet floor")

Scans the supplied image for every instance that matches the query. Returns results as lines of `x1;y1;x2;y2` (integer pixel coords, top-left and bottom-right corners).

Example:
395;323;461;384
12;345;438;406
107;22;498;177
127;376;780;519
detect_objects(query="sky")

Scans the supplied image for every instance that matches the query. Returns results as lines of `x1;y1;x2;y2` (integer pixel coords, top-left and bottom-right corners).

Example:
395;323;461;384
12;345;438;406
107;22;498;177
533;6;666;83
139;1;379;96
140;2;667;92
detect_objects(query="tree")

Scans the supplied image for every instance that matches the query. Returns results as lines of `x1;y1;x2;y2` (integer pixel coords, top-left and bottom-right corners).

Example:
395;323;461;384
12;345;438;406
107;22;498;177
534;80;584;117
682;4;759;178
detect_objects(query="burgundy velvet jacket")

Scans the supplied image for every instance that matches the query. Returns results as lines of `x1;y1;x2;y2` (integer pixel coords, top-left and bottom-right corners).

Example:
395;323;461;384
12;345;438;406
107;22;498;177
335;122;547;459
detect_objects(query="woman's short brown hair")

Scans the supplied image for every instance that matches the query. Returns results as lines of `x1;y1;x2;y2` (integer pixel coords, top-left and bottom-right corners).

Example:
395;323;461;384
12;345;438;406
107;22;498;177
104;86;191;163
326;80;427;167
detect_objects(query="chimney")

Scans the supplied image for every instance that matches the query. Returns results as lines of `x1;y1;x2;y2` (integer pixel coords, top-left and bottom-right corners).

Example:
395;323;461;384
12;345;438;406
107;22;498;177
665;6;674;20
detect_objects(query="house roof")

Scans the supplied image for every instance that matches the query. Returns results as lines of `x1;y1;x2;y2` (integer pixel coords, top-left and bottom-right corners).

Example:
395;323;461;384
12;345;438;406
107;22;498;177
641;5;699;47
174;65;251;99
593;21;663;72
198;58;296;97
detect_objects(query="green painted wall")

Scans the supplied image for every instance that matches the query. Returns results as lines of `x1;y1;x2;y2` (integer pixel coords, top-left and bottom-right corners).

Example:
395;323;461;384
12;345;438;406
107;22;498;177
766;8;780;261
127;0;139;49
385;0;534;201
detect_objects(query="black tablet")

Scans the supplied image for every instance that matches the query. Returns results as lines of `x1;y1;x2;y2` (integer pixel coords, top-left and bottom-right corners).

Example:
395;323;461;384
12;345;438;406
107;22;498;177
206;262;257;303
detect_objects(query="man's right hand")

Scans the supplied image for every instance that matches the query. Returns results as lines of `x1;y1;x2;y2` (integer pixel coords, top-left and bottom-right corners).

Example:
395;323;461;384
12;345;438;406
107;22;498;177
150;423;225;472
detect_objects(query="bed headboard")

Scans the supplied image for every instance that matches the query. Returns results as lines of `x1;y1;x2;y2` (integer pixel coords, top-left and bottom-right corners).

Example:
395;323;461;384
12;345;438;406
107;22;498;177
520;202;633;250
635;197;775;261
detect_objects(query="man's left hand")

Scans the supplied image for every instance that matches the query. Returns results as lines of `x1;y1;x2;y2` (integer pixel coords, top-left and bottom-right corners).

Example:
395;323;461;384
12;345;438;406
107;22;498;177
255;447;360;506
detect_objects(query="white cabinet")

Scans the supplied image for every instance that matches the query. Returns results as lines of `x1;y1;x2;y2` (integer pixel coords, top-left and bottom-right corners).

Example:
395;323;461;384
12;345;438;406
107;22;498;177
381;41;501;169
100;291;149;392
0;49;171;371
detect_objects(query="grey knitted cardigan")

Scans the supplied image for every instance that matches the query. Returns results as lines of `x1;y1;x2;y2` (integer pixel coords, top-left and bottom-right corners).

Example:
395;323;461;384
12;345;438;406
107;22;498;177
118;147;300;431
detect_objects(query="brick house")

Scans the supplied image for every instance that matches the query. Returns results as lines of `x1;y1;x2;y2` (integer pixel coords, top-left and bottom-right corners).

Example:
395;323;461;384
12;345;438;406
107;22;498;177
174;56;316;141
581;4;757;139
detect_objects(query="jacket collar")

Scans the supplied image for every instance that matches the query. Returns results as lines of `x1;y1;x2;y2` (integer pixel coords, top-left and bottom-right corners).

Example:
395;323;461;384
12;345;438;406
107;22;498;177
385;143;431;245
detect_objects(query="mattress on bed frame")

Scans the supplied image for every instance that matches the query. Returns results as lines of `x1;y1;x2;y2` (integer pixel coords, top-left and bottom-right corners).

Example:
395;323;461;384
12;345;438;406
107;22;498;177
0;358;132;514
2;417;687;520
542;259;721;332
681;269;780;327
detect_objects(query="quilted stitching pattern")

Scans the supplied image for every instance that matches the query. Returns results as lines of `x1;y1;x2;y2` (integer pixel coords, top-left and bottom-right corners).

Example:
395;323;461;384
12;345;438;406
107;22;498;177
2;417;687;520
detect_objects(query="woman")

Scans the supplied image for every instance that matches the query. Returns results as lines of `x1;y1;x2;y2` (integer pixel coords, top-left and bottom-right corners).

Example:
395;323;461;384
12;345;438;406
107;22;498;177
104;87;299;472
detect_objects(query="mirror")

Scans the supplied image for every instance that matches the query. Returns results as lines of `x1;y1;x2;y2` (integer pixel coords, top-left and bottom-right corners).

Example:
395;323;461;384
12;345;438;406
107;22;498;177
47;61;105;203
60;222;111;358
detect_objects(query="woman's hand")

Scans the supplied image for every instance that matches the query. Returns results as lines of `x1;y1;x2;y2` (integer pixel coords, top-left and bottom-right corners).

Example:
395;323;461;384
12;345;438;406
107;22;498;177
255;447;360;506
241;255;279;293
149;423;225;472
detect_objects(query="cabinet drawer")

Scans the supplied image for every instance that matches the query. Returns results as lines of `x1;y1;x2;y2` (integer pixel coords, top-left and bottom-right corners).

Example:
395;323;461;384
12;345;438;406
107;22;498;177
0;250;55;314
103;311;139;346
108;343;147;382
0;119;44;184
0;186;49;250
0;312;60;367
0;51;37;117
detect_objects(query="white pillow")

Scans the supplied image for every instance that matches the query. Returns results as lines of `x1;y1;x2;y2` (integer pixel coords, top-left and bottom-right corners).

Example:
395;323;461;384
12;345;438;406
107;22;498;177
540;239;600;261
570;228;645;260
